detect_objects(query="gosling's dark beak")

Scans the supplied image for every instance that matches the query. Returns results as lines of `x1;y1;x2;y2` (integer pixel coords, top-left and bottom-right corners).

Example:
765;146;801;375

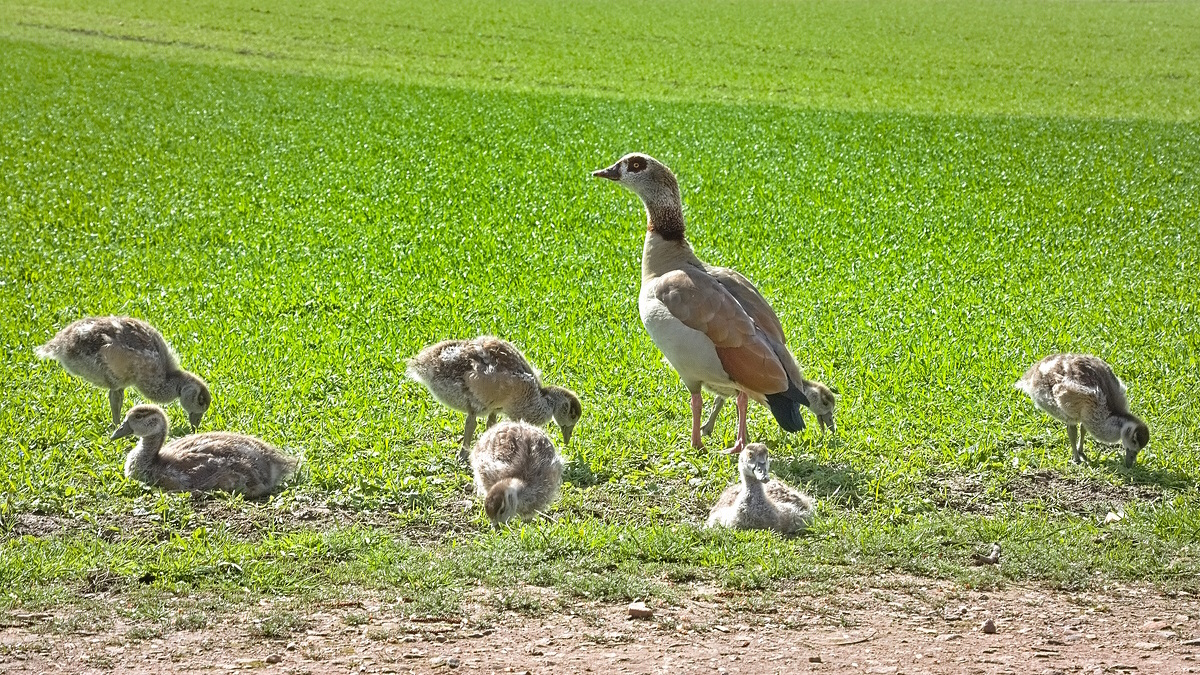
188;411;204;429
1124;449;1138;469
592;163;621;181
561;424;574;446
753;465;770;482
110;422;134;440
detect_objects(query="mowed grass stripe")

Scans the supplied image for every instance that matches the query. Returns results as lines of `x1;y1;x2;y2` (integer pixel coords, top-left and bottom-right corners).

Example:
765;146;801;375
1;0;1198;121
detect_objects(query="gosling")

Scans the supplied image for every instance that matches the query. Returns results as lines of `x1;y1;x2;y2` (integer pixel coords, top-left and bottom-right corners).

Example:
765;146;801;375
111;404;300;498
1015;353;1149;468
36;316;211;428
707;443;816;534
407;336;582;460
470;420;564;527
702;379;838;437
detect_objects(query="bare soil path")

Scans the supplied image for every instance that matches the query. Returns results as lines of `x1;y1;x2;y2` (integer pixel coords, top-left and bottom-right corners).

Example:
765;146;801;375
3;575;1198;674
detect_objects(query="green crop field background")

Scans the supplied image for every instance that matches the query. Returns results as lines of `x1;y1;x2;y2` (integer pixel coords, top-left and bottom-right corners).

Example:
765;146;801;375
1;0;1198;614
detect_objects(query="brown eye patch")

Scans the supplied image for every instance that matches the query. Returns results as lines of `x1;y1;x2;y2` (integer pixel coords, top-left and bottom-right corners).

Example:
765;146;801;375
628;157;646;172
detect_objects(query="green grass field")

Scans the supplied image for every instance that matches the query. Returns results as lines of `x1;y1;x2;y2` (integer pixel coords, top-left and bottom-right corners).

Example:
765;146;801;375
2;0;1199;619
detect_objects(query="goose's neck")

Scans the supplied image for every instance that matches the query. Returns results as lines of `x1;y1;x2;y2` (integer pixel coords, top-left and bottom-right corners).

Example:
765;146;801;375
507;388;554;426
739;468;767;500
140;370;183;402
643;192;685;242
124;432;165;480
1088;412;1130;443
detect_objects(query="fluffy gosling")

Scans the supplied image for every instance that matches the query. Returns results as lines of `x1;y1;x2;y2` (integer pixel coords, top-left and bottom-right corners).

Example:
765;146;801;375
111;405;299;498
36;316;211;428
707;443;815;534
470;420;564;527
407;336;582;460
1015;353;1149;468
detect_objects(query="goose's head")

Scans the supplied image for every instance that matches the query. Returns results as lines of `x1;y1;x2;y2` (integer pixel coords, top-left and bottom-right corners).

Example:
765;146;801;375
545;386;582;445
1121;417;1150;468
739;443;771;483
178;373;211;429
803;380;839;434
111;404;169;440
483;478;522;527
592;153;679;203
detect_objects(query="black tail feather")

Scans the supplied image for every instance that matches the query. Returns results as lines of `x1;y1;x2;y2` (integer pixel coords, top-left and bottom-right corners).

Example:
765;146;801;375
765;382;809;433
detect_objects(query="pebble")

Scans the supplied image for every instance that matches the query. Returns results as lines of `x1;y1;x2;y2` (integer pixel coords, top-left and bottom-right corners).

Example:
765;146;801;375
809;655;823;663
1134;642;1161;651
627;601;654;619
265;653;282;664
982;619;997;634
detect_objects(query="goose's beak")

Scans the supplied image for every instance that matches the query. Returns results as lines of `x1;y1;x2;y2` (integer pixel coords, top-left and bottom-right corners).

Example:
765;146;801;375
561;424;575;446
110;422;134;440
753;465;770;482
592;163;621;181
188;411;204;429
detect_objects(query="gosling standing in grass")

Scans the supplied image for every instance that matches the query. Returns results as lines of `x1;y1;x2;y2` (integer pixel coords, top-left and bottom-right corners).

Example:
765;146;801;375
407;336;582;460
111;405;299;498
470;420;564;527
707;443;816;534
35;316;211;428
1015;353;1150;468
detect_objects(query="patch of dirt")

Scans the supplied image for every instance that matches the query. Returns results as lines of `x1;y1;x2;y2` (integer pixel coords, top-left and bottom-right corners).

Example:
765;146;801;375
1004;471;1165;515
3;575;1198;674
1;513;79;540
928;470;1166;516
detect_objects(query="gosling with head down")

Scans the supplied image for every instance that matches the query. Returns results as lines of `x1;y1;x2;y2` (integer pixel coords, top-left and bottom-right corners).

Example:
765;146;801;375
1015;353;1149;468
36;316;211;428
112;404;299;498
470;421;564;527
407;336;582;460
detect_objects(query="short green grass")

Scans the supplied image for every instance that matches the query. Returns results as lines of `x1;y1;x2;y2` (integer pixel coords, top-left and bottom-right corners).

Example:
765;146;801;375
2;0;1199;622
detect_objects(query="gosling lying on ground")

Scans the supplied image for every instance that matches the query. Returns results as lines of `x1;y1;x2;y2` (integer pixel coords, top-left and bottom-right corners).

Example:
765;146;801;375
111;404;299;498
470;420;564;527
36;316;211;428
707;443;815;534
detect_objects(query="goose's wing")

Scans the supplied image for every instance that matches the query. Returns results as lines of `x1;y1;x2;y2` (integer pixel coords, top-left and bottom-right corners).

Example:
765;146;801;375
708;266;785;344
160;433;285;497
464;337;542;409
654;267;790;396
1051;381;1103;419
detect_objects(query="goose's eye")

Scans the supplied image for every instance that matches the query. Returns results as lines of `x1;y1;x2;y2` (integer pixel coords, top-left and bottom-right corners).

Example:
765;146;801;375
628;158;646;172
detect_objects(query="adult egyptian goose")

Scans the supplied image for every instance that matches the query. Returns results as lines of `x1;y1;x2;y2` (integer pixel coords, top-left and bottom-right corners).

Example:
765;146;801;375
593;153;812;453
470;420;565;526
707;443;816;534
1015;353;1149;467
36;316;211;428
407;336;582;460
111;405;300;498
703;378;838;437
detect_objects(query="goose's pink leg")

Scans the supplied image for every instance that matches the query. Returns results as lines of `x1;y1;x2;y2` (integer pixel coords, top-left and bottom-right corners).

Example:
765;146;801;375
724;391;750;454
690;391;704;449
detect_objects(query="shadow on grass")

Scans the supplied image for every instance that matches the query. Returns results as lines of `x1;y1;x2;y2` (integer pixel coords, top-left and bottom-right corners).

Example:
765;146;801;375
1104;460;1194;491
767;454;862;507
